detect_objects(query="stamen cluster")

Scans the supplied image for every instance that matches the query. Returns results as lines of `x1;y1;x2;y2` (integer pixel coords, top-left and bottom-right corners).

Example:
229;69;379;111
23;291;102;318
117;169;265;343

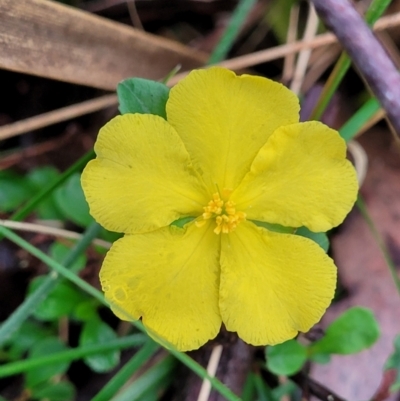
196;192;246;234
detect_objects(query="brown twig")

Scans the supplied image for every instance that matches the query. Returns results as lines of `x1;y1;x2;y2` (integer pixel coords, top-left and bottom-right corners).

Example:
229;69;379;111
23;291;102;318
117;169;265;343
371;369;397;401
292;372;346;401
310;0;400;136
0;94;117;141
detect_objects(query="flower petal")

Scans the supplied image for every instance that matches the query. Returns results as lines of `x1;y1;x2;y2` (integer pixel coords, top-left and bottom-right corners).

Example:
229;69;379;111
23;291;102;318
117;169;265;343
219;221;336;345
81;114;208;234
232;122;358;232
167;67;300;192
100;222;222;351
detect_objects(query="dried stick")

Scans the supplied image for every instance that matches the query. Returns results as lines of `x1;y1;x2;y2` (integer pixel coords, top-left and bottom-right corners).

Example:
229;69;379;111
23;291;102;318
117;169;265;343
197;345;223;401
282;5;299;85
290;4;319;94
0;219;111;249
0;94;117;141
292;372;346;401
310;0;400;135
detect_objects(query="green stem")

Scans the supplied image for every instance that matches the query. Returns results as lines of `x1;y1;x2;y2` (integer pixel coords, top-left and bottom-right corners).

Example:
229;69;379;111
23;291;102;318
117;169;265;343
309;53;351;121
92;340;159;401
0;334;146;378
208;0;257;65
356;196;400;295
0;222;101;346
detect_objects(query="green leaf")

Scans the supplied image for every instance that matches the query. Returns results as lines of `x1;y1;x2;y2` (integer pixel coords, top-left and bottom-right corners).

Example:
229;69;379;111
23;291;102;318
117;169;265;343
5;321;53;360
384;335;400;392
271;381;297;400
309;352;331;364
170;216;195;228
80;320;119;373
117;78;170;118
30;381;76;401
0;171;33;212
253;221;294;234
266;339;307;375
54;173;93;227
73;300;99;321
296;227;329;252
26;166;63;220
310;307;380;355
26;337;69;388
29;277;87;321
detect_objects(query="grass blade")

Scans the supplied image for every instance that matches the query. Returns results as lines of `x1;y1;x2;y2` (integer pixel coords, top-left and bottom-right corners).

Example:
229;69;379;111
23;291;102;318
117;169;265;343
0;334;146;378
208;0;257;64
92;340;159;401
111;354;177;401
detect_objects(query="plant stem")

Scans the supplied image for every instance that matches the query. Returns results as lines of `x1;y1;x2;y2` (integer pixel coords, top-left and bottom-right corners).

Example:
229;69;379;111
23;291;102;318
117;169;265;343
0;334;146;378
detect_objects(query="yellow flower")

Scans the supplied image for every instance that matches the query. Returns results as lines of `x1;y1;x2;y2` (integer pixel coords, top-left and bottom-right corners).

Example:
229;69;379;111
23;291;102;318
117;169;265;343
81;67;358;351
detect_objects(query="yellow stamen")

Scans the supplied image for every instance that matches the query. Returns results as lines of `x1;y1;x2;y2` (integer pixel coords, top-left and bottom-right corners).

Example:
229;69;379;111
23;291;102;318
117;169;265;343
197;190;246;234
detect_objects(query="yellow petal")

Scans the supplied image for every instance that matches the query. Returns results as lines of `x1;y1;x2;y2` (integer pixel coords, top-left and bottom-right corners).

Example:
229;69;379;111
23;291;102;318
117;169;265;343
100;222;222;351
81;114;208;234
219;221;336;345
167;67;300;192
232;122;358;232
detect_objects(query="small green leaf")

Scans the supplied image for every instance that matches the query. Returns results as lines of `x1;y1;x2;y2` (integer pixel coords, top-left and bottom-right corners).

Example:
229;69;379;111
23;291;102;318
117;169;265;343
73;300;99;321
30;381;76;401
0;171;33;212
54;173;93;227
296;227;329;252
80;320;119;373
170;216;195;228
310;307;380;355
5;321;53;360
26;337;69;388
117;78;170;118
253;221;294;234
26;167;63;220
266;339;307;375
29;277;87;321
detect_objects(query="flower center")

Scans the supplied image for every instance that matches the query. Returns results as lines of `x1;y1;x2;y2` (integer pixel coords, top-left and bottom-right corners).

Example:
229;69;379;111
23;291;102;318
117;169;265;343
196;190;246;234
